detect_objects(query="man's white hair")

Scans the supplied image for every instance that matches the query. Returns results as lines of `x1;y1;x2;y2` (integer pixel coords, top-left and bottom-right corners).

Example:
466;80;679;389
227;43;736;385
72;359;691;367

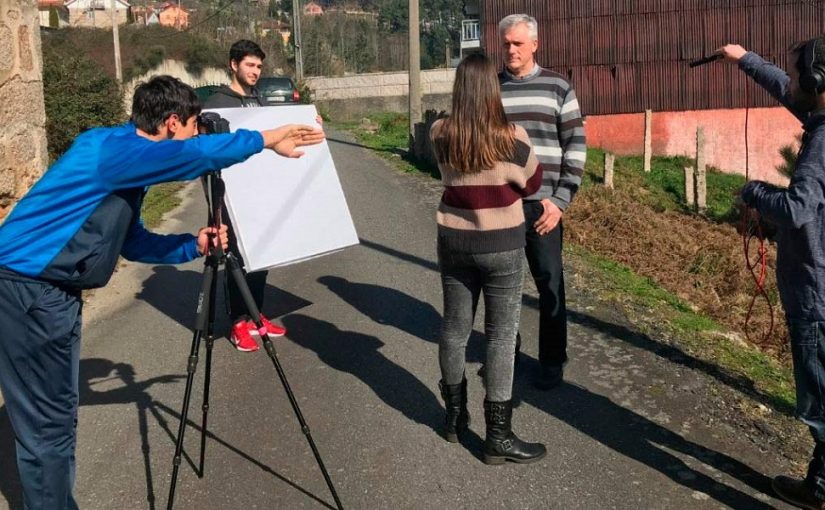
499;14;538;40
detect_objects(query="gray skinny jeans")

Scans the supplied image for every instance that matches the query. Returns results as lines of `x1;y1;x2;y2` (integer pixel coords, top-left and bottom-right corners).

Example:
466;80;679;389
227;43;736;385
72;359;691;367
438;246;524;402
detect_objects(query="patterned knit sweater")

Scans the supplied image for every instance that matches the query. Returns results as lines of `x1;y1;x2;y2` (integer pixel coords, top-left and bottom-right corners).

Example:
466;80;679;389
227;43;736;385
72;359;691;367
431;121;542;254
499;65;586;210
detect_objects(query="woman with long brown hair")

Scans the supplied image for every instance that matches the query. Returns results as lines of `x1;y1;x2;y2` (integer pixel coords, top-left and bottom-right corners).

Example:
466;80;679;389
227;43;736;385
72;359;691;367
430;52;546;465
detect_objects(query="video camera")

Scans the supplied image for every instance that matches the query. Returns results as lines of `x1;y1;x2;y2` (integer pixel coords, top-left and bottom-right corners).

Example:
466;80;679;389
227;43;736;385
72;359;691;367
198;112;230;135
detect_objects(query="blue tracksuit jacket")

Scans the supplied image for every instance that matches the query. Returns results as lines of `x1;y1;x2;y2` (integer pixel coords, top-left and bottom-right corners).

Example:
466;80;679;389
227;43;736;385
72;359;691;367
0;122;264;289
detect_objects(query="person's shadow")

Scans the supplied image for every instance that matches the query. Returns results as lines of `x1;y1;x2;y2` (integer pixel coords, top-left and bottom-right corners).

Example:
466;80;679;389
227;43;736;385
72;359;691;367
0;358;183;510
317;275;485;364
512;353;778;508
282;313;451;435
134;266;313;341
0;357;338;510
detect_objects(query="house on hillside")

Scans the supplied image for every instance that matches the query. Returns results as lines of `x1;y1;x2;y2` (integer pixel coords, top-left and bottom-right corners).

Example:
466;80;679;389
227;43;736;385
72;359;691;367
157;2;188;29
38;0;69;27
65;0;130;27
260;19;291;45
304;1;323;16
467;0;822;183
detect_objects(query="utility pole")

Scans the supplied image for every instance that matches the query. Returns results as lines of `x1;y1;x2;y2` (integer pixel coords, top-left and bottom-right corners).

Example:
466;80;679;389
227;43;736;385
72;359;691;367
292;0;304;81
111;0;122;82
408;0;421;143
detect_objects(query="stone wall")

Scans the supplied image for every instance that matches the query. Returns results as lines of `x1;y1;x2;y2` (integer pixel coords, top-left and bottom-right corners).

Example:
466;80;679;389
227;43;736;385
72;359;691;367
306;69;455;121
122;59;227;113
0;0;48;220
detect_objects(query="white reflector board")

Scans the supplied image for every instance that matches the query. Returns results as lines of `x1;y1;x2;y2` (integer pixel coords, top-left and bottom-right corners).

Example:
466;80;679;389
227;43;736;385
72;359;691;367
206;105;359;271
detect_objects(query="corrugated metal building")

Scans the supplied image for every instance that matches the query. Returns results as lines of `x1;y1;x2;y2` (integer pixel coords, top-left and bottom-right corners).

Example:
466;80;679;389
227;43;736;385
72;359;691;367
472;0;825;181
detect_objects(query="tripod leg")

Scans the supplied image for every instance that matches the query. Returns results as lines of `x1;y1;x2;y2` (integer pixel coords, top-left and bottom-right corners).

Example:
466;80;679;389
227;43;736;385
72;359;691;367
167;262;215;510
224;254;345;510
198;264;220;478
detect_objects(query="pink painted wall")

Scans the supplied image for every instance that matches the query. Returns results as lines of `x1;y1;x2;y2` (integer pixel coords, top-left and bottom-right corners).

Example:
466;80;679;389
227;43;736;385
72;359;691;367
585;107;801;185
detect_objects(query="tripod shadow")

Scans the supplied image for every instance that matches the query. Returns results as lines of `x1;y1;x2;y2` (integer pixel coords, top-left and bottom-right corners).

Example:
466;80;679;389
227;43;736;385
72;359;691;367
511;354;777;508
134;266;312;340
318;275;485;364
282;314;444;432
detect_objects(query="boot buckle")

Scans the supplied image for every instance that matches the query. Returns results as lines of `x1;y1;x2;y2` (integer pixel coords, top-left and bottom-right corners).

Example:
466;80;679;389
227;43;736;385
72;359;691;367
501;438;513;451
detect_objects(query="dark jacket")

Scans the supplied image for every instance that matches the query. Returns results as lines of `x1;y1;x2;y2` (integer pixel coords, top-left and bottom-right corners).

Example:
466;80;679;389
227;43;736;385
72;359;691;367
204;85;264;108
739;52;825;321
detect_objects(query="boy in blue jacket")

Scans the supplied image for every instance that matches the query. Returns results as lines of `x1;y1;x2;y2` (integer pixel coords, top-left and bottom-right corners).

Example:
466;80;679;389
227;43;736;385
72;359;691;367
0;75;323;510
721;38;825;510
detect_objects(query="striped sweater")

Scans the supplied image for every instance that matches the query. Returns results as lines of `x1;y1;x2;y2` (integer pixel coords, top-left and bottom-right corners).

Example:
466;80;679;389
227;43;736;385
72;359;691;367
499;65;587;210
431;121;543;254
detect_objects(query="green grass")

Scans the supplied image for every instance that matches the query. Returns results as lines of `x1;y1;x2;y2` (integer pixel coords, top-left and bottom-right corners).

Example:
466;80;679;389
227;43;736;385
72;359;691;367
330;112;439;176
140;182;186;228
583;148;747;224
569;244;795;411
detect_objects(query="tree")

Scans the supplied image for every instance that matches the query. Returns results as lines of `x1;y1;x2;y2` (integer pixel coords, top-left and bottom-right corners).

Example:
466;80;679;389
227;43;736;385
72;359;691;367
42;42;125;161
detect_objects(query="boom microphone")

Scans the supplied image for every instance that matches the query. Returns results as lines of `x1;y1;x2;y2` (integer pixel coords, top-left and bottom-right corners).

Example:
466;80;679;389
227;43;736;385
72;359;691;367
689;54;722;68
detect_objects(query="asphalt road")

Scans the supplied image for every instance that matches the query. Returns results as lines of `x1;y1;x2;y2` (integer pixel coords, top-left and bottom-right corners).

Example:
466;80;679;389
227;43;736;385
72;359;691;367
0;131;794;509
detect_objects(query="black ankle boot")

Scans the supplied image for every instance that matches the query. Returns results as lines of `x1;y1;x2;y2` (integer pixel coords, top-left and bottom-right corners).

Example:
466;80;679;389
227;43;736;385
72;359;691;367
483;399;546;465
439;379;469;442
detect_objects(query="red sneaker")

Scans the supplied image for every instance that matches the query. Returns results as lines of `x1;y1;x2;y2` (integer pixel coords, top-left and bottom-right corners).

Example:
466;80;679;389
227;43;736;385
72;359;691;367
230;319;259;352
249;314;286;337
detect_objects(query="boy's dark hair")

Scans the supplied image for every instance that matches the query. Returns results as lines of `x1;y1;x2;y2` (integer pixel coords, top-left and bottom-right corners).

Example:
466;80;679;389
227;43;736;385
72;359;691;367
130;75;201;135
229;39;266;65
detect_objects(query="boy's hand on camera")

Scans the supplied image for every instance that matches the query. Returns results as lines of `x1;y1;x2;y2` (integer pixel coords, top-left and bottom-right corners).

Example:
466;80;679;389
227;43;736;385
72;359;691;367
197;224;229;255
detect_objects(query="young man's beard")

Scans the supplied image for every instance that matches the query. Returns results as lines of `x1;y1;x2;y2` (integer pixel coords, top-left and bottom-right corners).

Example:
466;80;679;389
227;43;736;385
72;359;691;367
236;73;257;90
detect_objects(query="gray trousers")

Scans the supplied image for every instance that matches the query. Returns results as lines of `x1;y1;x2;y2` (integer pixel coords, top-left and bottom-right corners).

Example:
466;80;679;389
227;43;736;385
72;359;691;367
438;246;523;402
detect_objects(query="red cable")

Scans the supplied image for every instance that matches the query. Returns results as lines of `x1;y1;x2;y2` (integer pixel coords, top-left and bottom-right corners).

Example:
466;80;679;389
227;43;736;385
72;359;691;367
740;81;775;345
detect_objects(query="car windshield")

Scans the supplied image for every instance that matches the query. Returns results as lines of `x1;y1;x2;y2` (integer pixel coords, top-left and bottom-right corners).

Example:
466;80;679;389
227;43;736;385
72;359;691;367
258;78;294;92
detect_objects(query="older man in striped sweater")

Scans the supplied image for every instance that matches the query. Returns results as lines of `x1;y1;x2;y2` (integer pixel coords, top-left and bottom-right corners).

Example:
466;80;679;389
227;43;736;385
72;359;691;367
498;13;587;390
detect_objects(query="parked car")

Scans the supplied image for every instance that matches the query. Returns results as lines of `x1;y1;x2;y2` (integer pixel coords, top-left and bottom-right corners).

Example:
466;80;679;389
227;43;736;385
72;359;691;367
257;76;300;105
194;84;222;104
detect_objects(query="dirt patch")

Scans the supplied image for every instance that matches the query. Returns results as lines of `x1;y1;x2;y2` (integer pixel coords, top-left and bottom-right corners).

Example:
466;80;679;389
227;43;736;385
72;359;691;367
567;184;788;359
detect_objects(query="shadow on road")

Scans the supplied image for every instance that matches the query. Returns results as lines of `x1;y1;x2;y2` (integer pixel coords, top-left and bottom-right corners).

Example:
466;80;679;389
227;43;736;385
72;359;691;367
134;266;313;339
513;354;776;508
282;313;444;433
0;356;336;510
361;236;794;415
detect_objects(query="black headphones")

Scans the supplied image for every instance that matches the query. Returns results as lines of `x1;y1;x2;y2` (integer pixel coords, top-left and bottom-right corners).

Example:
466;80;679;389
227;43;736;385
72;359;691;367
799;38;825;94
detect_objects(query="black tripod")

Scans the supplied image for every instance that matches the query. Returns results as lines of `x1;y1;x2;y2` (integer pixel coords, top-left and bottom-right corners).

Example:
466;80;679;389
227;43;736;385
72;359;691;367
166;169;344;510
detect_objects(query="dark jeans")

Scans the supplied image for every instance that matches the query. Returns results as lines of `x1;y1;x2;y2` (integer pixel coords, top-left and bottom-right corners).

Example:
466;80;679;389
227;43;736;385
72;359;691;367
0;278;82;510
224;210;268;323
523;201;568;367
438;246;523;402
788;318;825;500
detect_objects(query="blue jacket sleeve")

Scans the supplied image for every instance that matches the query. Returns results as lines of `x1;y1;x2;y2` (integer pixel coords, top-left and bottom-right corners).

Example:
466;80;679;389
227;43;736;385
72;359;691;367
121;217;201;264
738;52;806;122
99;129;265;191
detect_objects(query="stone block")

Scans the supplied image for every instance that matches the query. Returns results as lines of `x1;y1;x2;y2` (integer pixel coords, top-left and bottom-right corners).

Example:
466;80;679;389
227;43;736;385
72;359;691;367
0;77;46;127
0;23;13;79
0;166;15;196
18;24;31;72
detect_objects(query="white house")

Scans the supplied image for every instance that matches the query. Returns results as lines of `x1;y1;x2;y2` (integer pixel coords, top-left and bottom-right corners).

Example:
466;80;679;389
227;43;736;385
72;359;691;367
65;0;130;28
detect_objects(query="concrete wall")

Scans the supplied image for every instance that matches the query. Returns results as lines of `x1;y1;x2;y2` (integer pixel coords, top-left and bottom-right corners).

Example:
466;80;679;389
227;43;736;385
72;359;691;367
306;69;455;120
0;0;48;220
123;59;227;113
586;107;800;185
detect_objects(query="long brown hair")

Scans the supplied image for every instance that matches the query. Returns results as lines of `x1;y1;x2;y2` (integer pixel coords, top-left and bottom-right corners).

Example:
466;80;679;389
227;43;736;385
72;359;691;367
432;53;515;173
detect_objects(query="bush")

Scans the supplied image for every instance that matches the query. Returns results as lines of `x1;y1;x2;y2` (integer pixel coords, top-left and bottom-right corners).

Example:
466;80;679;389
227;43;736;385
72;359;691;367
42;42;125;161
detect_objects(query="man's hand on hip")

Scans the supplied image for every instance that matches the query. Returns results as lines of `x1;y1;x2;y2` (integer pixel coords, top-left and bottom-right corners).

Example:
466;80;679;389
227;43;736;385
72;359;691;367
535;198;563;235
